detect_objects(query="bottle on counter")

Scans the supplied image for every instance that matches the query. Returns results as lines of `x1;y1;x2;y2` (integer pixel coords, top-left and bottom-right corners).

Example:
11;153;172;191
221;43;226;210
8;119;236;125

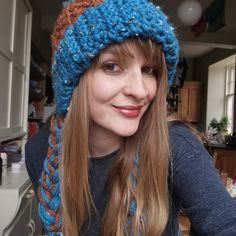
0;152;8;177
0;156;2;185
1;153;7;166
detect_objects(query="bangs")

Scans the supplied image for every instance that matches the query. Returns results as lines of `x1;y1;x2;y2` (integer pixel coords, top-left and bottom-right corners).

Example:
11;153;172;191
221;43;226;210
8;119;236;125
92;37;163;68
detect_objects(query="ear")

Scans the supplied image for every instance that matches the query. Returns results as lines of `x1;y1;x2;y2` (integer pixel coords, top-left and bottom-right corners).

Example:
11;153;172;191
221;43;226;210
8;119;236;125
61;0;74;7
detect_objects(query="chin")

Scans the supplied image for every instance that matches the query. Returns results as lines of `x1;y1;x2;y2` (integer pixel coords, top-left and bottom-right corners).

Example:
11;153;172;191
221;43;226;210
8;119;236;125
114;125;139;137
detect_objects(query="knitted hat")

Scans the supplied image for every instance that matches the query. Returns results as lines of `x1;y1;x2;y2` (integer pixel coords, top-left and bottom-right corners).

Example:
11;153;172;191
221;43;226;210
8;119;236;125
38;0;179;235
51;0;179;116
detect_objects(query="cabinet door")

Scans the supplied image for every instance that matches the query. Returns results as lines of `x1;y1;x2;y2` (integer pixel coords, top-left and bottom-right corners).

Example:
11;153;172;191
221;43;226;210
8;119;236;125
0;0;32;141
30;190;43;235
188;86;202;122
3;194;31;236
3;188;43;236
178;81;202;122
0;0;15;138
178;87;189;121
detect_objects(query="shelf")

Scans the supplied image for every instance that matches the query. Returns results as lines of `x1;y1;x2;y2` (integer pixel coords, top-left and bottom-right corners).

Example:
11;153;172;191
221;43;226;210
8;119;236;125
28;117;43;121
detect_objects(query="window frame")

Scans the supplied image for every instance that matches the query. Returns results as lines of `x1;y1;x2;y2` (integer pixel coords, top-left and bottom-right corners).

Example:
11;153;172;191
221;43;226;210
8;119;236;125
224;64;235;134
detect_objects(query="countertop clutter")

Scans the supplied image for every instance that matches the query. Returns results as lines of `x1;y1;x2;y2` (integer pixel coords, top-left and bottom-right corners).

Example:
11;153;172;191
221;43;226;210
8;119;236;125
0;142;42;235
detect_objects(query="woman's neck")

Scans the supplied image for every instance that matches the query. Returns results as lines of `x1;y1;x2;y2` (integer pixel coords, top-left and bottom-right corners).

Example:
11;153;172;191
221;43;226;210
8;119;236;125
89;127;121;158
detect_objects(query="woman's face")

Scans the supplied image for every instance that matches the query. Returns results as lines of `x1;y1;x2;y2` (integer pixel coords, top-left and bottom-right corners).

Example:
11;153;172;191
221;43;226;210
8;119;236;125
86;46;158;140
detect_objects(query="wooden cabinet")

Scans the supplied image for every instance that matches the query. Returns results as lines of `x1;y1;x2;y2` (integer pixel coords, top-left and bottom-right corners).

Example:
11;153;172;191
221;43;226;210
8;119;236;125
212;147;236;179
178;81;202;122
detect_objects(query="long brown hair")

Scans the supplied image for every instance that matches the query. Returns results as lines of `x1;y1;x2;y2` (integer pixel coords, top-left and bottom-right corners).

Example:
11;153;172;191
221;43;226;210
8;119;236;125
61;37;170;235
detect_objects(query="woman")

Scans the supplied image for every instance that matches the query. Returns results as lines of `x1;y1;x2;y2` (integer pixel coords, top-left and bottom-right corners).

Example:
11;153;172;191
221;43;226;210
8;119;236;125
25;0;236;235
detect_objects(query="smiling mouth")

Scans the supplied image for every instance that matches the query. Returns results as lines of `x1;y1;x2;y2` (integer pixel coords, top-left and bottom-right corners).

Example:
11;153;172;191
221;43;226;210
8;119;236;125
112;105;143;118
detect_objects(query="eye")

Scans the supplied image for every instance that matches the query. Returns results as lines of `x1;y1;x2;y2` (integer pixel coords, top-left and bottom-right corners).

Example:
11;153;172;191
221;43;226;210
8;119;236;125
102;62;121;73
142;66;159;77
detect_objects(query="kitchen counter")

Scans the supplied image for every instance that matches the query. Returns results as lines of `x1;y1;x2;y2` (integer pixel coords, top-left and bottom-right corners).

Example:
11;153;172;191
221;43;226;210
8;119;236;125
208;144;236;150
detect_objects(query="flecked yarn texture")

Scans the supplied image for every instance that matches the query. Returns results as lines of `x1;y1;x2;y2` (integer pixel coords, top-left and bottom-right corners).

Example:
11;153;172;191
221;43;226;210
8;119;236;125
51;0;179;116
38;0;179;235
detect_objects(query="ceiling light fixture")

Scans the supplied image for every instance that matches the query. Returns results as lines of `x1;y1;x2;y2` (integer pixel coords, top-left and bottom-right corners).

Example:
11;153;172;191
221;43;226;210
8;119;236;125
177;0;202;26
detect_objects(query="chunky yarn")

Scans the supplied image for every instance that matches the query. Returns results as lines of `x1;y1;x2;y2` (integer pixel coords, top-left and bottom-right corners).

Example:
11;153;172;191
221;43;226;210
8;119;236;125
51;0;179;116
38;116;64;234
38;0;179;235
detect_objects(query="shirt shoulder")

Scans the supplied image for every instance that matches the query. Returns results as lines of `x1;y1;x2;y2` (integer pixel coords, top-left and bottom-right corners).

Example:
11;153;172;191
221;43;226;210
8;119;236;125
168;122;208;165
25;128;50;190
168;122;236;235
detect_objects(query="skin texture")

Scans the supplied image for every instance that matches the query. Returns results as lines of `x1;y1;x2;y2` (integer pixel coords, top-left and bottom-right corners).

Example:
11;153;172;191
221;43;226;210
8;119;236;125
86;48;158;157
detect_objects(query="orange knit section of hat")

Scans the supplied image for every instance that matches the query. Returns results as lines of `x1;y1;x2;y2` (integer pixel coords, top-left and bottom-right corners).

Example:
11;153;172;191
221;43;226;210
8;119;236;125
51;0;103;55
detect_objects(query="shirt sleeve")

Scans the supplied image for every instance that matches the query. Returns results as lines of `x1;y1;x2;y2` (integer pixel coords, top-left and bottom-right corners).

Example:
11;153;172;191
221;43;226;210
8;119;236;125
25;128;50;192
170;123;236;236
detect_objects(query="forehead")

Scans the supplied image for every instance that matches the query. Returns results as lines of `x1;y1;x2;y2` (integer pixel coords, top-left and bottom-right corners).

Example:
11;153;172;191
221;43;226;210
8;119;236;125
88;38;163;71
97;38;161;64
99;45;139;60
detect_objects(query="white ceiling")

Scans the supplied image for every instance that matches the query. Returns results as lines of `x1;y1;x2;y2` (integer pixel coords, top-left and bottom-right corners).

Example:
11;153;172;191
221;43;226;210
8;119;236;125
32;0;236;59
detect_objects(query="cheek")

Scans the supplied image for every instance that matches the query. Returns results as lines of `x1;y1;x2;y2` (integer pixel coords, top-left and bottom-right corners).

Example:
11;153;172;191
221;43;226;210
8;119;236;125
147;79;158;101
88;71;122;103
89;83;112;103
88;76;119;108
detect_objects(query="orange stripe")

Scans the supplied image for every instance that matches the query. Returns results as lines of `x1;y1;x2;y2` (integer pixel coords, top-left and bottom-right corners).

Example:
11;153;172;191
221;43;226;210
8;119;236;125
51;0;103;56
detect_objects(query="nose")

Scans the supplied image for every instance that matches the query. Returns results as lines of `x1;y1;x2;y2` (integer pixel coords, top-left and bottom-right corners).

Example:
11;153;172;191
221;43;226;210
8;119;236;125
123;69;149;100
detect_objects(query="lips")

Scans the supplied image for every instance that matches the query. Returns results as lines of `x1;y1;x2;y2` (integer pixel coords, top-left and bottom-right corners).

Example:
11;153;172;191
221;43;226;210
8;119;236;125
112;105;143;118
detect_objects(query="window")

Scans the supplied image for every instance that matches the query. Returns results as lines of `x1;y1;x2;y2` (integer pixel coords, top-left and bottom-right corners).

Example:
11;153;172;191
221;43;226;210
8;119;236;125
225;64;235;134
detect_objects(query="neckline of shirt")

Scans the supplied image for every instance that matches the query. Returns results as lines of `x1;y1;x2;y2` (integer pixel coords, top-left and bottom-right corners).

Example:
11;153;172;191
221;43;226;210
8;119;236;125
89;149;119;161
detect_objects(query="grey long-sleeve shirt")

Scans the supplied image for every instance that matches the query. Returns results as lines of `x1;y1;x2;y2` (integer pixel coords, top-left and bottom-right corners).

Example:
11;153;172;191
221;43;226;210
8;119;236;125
25;123;236;235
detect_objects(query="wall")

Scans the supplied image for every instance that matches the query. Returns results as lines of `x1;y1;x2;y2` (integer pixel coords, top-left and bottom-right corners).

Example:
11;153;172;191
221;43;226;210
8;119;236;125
185;58;195;81
206;66;225;129
194;48;236;130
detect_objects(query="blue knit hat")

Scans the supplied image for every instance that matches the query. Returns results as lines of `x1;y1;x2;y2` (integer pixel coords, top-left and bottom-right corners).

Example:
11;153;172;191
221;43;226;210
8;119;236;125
52;0;179;116
38;0;179;234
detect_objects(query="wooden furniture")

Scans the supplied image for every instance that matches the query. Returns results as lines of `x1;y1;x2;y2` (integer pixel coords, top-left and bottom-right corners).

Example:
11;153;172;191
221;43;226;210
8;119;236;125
167;81;202;122
178;81;202;122
0;164;42;235
211;145;236;179
212;151;232;186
